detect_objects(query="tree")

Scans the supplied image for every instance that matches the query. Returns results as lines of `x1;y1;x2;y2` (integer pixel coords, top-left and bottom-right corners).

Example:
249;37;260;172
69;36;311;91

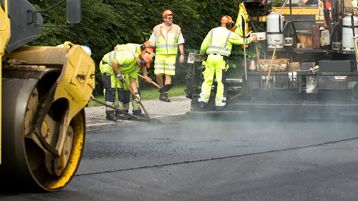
29;0;247;93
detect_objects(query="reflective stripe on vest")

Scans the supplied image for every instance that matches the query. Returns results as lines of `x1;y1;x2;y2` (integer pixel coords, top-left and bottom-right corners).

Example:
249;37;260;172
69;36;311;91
154;25;180;54
114;43;140;56
103;50;137;73
206;28;232;57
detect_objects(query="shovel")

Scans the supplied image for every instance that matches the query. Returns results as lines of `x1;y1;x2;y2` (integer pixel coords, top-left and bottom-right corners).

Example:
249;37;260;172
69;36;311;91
138;74;161;89
121;78;151;120
89;95;157;122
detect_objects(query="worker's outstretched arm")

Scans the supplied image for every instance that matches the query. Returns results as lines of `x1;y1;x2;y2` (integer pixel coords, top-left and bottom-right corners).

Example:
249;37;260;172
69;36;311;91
141;66;152;83
130;79;138;94
200;30;212;54
111;61;121;75
229;31;254;45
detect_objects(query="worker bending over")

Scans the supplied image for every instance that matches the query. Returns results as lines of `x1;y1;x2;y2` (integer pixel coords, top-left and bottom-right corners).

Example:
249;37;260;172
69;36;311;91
112;43;153;118
199;15;256;111
99;42;154;120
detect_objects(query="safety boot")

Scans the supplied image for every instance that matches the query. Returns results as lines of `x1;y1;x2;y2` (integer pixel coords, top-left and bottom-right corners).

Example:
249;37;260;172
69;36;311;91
159;92;170;102
116;109;129;120
198;101;207;111
132;109;146;118
215;106;225;111
106;111;117;121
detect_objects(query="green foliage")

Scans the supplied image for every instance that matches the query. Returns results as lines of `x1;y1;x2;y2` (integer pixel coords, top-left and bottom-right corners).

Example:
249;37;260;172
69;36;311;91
28;0;263;93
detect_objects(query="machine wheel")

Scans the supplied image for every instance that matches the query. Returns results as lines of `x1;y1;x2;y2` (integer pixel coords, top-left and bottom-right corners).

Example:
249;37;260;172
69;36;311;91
1;77;85;191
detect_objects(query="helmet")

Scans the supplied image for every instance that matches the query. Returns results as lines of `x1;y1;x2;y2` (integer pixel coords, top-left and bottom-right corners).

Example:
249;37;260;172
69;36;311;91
221;15;233;24
141;52;153;68
141;41;155;54
162;10;174;18
221;15;234;30
81;45;92;56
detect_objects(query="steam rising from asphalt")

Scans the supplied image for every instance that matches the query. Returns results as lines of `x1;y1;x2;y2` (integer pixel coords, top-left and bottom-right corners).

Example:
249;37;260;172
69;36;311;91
81;99;358;175
180;99;358;152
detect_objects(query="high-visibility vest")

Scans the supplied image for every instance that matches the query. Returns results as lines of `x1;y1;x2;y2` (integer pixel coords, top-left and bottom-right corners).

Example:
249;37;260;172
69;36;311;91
206;27;233;57
114;43;141;56
153;23;181;55
102;50;137;74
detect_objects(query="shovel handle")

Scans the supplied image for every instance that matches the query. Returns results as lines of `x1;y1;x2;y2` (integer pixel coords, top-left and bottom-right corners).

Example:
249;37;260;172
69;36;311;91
122;79;151;120
138;74;161;89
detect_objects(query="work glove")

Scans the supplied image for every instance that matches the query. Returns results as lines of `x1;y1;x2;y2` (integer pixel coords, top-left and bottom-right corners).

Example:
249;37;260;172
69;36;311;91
116;73;125;82
133;93;141;102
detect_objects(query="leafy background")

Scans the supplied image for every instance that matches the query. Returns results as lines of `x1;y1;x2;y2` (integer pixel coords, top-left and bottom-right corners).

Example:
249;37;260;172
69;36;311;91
29;0;263;94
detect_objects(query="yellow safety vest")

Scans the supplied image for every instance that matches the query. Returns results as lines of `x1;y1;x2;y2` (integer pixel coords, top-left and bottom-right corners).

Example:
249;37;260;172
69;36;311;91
114;43;141;56
102;50;137;74
206;27;233;57
153;24;181;55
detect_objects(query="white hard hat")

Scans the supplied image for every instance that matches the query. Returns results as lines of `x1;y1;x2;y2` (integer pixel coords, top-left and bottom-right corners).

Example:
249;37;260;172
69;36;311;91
81;45;92;56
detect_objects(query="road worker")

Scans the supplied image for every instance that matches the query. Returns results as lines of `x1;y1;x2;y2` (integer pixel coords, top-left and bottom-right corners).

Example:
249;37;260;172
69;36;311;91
148;9;185;102
99;42;154;120
199;15;256;111
112;43;153;119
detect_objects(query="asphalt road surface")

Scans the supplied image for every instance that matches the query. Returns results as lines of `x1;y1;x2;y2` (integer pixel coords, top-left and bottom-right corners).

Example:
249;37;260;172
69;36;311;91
1;109;358;201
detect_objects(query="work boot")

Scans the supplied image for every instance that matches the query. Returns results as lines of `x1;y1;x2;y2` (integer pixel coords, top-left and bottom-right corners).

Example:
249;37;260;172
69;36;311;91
116;109;128;120
198;101;207;111
215;106;225;111
132;109;146;119
159;92;170;102
106;111;117;121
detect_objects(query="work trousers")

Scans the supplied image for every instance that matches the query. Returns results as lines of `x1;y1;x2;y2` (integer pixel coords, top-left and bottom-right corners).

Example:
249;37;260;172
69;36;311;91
199;54;227;107
100;61;140;113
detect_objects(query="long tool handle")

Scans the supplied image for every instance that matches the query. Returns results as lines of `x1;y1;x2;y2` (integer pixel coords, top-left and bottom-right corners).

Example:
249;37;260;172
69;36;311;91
138;74;161;89
122;80;151;120
244;41;247;80
89;95;148;121
256;45;261;72
265;41;278;88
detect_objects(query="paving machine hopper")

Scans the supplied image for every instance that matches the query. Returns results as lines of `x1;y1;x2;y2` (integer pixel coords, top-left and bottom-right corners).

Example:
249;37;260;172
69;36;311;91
186;0;358;114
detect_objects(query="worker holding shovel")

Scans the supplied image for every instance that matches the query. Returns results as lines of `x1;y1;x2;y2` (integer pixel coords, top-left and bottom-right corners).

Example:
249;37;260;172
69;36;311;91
99;41;155;120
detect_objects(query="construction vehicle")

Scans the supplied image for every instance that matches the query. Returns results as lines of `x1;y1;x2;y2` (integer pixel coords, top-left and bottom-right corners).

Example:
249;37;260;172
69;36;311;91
186;0;358;112
0;0;95;191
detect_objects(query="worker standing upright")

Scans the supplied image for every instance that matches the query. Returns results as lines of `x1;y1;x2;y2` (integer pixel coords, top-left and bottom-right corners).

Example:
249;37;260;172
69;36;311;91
199;15;256;111
149;9;185;102
99;42;154;120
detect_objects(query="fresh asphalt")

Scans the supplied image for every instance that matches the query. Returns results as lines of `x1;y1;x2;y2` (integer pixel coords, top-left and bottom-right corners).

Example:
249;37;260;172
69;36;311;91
1;108;358;201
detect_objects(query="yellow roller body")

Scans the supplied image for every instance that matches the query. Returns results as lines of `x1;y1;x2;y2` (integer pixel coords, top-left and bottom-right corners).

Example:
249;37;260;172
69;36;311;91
1;42;95;191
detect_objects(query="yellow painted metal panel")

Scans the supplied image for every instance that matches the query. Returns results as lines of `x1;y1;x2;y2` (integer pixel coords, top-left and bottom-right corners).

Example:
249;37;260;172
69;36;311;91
54;42;95;124
272;7;320;15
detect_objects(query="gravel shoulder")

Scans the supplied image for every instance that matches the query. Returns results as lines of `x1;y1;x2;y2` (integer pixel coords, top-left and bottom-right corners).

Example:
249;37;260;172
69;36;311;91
85;96;191;128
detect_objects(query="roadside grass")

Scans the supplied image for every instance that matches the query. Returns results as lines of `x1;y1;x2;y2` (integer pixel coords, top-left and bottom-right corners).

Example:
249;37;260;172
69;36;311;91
87;85;186;107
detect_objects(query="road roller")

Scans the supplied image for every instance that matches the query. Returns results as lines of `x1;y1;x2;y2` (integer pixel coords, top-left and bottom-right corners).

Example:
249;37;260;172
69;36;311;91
0;0;95;191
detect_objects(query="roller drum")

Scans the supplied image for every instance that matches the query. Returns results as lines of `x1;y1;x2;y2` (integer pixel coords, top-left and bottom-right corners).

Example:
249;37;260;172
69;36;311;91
0;76;85;191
